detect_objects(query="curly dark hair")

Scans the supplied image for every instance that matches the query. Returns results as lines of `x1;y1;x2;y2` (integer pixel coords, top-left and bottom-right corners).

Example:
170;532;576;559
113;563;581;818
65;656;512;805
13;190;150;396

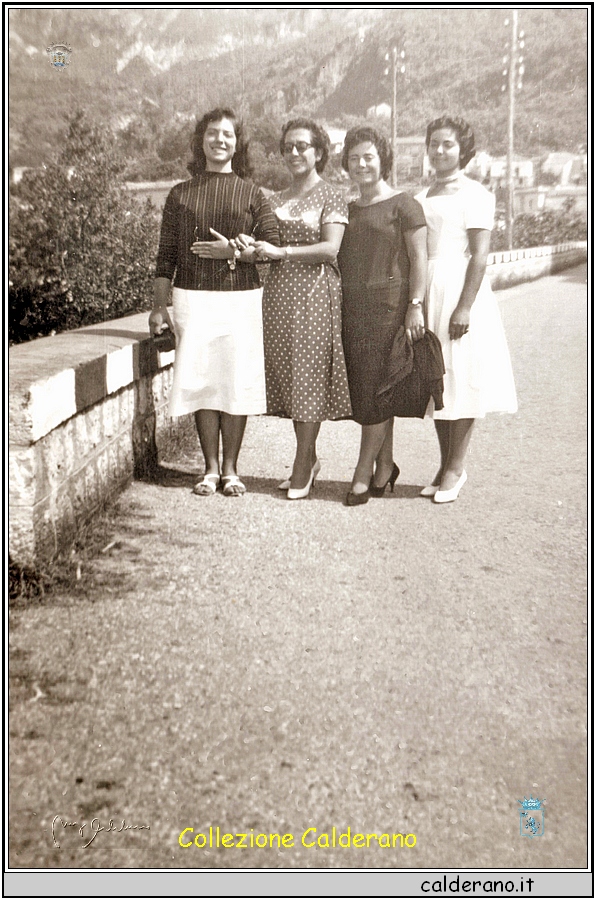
425;115;476;169
279;117;330;174
188;107;252;179
341;126;393;181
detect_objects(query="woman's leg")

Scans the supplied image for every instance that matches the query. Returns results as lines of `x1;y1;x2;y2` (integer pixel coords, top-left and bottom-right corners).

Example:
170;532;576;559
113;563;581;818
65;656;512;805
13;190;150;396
220;413;247;477
194;410;221;474
351;420;393;494
291;421;321;489
431;420;451;487
372;419;395;489
290;420;318;466
438;418;475;490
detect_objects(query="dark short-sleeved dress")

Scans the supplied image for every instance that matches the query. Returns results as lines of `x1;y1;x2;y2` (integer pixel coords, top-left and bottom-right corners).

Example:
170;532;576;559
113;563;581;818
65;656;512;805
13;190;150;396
262;180;353;421
337;193;427;425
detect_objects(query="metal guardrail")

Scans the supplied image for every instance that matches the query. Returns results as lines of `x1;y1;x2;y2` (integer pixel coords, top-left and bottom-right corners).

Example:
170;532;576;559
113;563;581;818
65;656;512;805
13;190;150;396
487;240;587;266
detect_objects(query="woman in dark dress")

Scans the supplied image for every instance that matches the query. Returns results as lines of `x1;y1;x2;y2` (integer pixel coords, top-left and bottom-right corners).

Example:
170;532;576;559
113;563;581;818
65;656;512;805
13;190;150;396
338;126;427;505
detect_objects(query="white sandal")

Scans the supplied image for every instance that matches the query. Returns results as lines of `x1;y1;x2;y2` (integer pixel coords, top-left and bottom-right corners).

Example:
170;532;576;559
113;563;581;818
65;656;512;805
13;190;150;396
221;475;246;497
192;474;220;496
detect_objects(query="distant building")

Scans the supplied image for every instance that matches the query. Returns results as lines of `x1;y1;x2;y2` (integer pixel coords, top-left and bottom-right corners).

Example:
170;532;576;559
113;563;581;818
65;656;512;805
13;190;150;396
464;151;492;181
366;102;391;119
541;152;575;179
510;184;586;218
560;155;587;185
538;153;587;186
393;137;429;179
512;187;548;215
489;157;534;189
326;128;346;155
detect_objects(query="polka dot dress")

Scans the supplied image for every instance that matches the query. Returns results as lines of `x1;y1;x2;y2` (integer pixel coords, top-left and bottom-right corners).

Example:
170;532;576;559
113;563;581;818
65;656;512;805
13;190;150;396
262;181;353;421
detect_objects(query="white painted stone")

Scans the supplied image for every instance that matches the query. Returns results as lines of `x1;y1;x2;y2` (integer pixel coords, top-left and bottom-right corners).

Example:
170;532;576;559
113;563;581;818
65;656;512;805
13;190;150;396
29;369;77;441
106;344;134;395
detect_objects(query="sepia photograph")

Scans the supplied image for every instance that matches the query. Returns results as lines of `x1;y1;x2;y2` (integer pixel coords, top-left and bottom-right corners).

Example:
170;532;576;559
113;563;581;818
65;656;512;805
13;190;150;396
7;5;589;896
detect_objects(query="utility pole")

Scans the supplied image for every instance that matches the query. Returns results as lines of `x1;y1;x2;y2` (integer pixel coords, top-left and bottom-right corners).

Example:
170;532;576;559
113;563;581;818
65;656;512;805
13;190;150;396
505;11;517;251
391;46;398;187
503;11;525;250
385;44;406;188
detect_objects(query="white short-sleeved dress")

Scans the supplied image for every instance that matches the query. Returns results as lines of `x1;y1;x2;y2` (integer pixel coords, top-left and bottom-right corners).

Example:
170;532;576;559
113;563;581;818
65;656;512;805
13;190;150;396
416;177;518;420
262;180;353;421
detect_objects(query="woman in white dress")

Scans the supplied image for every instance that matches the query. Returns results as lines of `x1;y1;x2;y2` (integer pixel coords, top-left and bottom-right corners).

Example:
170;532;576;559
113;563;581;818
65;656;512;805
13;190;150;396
416;116;517;503
149;108;279;496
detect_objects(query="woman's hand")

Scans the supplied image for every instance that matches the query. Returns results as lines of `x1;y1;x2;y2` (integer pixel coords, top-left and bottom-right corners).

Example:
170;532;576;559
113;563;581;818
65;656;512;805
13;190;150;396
191;227;232;259
451;228;490;337
403;226;427;346
404;305;425;345
232;233;258;263
252;241;286;262
149;306;174;336
234;233;255;251
449;305;471;340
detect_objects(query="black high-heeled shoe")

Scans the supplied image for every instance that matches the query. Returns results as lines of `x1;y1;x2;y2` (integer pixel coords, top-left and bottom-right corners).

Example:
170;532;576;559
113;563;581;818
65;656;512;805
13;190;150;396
369;462;400;497
345;486;370;506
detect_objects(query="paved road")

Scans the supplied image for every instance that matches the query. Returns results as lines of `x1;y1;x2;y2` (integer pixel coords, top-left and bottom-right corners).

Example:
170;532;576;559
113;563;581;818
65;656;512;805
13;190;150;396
9;265;587;871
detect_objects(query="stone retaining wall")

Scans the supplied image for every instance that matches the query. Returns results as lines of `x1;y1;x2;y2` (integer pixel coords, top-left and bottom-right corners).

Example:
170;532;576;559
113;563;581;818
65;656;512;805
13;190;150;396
9;314;195;567
9;241;587;567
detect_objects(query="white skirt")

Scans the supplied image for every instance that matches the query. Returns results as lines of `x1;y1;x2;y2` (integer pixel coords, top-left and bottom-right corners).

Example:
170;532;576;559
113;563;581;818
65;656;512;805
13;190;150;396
169;287;267;418
426;258;518;420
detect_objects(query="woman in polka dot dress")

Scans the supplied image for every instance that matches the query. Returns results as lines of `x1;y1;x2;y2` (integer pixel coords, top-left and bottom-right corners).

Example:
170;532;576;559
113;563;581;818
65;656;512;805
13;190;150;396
250;118;352;500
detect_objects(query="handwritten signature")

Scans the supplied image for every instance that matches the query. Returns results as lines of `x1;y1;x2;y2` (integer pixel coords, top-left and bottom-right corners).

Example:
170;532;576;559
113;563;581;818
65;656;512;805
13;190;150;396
52;815;150;849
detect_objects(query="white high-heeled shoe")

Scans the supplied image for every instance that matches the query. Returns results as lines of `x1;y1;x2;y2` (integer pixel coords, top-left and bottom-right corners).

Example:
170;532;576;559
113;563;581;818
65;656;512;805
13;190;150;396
279;459;320;491
433;470;467;504
287;461;319;500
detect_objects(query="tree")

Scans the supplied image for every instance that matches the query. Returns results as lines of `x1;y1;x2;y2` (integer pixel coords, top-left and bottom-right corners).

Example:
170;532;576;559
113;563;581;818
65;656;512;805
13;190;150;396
9;111;160;344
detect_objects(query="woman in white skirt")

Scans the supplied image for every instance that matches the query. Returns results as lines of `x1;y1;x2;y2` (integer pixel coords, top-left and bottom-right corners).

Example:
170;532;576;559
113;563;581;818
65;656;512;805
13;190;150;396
415;116;517;503
149;107;279;496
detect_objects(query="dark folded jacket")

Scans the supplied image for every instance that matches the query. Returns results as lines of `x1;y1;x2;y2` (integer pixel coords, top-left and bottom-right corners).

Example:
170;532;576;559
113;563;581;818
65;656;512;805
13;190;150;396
377;327;445;418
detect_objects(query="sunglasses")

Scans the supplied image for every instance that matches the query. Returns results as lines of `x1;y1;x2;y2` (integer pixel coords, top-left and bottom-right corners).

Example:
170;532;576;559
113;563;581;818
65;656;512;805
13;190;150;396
282;141;314;155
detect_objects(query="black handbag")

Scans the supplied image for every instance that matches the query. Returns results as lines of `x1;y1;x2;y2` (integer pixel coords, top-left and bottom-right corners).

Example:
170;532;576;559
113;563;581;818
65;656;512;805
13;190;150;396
152;328;176;352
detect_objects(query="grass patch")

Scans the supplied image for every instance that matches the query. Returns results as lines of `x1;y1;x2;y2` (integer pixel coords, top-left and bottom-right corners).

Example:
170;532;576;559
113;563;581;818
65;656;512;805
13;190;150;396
8;502;125;607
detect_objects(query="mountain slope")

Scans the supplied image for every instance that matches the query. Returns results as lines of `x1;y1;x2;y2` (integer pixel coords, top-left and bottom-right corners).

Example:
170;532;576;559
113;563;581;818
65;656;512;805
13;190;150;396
8;8;587;169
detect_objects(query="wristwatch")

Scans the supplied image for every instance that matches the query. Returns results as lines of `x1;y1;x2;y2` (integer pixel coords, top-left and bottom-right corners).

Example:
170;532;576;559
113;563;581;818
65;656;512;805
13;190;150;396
409;297;423;307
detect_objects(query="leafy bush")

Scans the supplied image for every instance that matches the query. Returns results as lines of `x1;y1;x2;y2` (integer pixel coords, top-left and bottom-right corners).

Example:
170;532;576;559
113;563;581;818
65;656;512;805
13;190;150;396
249;143;291;192
9;112;160;344
491;202;587;252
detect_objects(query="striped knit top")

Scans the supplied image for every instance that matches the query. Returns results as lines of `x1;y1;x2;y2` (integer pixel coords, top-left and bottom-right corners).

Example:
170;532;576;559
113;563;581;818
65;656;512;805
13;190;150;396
155;172;280;291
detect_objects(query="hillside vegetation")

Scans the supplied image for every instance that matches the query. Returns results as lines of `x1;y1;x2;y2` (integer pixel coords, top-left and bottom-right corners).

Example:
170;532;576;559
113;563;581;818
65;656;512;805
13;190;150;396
8;9;588;347
9;8;587;177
